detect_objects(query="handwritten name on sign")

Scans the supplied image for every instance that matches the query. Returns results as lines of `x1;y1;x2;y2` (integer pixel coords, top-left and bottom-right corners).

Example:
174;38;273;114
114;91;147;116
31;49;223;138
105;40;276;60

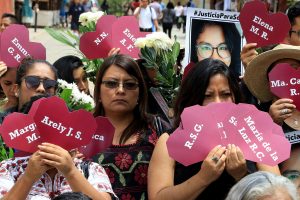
229;115;278;162
41;116;83;141
270;78;300;96
0;24;46;67
239;1;290;47
0;112;42;153
269;63;300;109
9;123;40;144
184;124;203;149
7;37;31;62
119;28;137;52
250;16;273;41
166;103;290;166
94;32;109;45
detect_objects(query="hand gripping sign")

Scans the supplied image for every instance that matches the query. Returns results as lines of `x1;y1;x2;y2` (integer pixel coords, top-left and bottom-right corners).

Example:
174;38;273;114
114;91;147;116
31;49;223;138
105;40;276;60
0;96;114;157
239;1;290;47
268;63;300;110
80;15;147;59
167;103;290;166
0;24;46;67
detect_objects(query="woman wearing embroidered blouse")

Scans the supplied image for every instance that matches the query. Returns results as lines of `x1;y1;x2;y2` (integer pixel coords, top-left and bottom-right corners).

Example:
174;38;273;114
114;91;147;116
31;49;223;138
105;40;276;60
0;58;115;199
148;58;280;200
92;54;160;199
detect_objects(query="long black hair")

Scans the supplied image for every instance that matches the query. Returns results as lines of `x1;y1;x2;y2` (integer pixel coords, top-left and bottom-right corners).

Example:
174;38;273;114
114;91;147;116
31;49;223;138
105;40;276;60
173;58;242;128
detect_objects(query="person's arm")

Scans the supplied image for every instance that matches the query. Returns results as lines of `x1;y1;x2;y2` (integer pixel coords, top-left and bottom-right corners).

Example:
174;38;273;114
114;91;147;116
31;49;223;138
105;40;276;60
153;19;159;31
148;133;226;200
38;143;112;200
256;163;281;175
240;43;258;69
2;153;51;200
2;172;36;200
150;7;160;31
133;7;141;18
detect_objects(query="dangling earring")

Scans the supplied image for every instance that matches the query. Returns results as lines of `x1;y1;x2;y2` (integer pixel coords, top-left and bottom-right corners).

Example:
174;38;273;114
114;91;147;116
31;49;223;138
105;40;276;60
15;92;19;98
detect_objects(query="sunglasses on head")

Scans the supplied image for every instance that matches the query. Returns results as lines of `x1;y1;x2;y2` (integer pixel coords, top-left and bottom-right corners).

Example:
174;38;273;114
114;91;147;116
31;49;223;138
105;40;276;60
101;80;139;90
24;76;57;91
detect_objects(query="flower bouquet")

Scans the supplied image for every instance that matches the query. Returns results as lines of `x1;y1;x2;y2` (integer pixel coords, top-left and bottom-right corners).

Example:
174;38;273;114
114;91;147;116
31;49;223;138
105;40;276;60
135;32;181;107
45;11;105;83
57;79;95;112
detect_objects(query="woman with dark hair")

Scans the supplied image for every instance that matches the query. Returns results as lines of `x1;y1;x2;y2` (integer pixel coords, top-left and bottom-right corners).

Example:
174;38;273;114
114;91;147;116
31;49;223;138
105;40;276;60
173;59;242;127
0;65;17;111
0;58;58;120
0;58;116;199
190;20;242;76
53;55;90;94
92;54;160;199
148;58;280;200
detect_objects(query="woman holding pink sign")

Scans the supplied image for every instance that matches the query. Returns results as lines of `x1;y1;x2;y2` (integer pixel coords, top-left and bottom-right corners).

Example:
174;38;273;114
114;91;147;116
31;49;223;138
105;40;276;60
148;58;279;200
244;44;300;193
0;58;117;199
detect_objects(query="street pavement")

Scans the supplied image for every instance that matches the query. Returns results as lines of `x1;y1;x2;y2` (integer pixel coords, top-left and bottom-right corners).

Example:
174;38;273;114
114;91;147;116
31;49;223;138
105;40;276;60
28;25;187;64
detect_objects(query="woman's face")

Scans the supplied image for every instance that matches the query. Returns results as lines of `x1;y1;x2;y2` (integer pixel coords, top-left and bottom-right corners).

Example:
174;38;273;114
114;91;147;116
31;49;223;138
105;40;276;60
73;67;89;94
202;74;234;106
15;63;57;110
196;25;231;66
100;65;139;116
0;68;17;100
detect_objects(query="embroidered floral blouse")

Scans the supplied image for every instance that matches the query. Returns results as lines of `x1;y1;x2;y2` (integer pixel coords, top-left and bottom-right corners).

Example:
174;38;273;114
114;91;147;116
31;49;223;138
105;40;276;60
93;127;158;200
0;156;117;199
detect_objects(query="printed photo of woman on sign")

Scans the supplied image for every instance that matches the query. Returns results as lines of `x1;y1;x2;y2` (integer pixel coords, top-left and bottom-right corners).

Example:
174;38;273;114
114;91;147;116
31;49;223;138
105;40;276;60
181;7;243;75
189;19;242;76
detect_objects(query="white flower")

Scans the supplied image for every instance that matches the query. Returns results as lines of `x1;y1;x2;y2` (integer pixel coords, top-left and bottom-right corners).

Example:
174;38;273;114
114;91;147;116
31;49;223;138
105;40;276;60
88;11;104;24
79;11;104;26
135;32;174;51
57;79;70;89
134;38;146;48
79;12;89;26
91;6;99;12
57;79;95;111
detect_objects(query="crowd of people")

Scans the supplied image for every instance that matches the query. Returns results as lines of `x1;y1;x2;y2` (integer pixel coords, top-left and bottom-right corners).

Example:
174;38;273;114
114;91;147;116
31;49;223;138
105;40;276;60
0;0;300;199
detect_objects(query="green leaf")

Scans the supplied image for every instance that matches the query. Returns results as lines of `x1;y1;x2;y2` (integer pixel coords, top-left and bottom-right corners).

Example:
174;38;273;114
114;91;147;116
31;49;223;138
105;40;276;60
8;148;14;158
58;89;72;104
45;27;77;48
65;29;80;45
172;41;180;62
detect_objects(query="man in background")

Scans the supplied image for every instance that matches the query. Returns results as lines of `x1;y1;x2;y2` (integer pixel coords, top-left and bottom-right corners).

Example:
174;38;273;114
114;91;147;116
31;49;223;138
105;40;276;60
0;13;19;32
134;0;159;32
150;0;162;23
